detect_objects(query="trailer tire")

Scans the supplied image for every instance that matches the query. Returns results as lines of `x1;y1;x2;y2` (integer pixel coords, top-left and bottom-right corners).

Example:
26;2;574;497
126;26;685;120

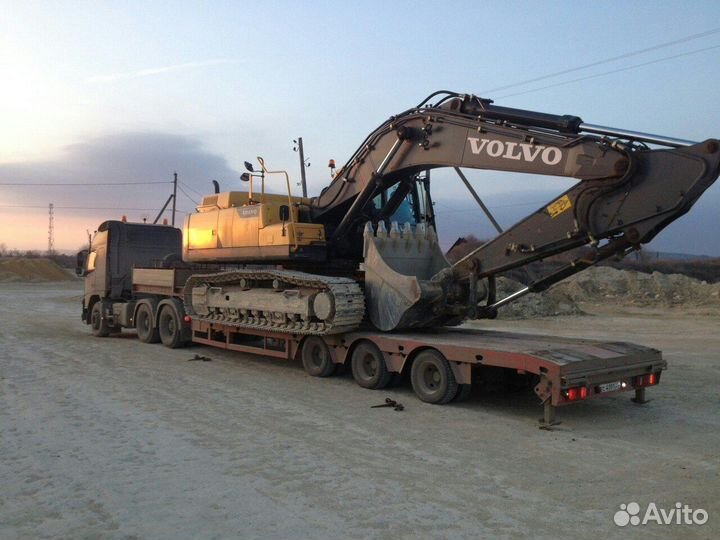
351;340;392;389
158;305;185;349
136;304;159;344
90;302;110;338
301;337;336;377
411;349;458;404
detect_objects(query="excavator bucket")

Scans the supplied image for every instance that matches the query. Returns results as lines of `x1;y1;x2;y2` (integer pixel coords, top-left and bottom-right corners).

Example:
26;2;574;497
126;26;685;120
363;221;452;331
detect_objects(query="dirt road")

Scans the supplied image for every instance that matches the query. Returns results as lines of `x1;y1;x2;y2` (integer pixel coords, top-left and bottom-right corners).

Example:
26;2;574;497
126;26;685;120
1;283;718;539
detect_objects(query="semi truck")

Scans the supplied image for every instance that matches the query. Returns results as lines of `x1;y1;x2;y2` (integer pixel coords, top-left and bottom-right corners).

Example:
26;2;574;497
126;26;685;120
76;90;720;424
77;219;667;426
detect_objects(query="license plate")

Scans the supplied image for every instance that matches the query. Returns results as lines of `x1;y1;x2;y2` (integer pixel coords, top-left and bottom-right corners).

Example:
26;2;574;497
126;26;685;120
598;381;621;393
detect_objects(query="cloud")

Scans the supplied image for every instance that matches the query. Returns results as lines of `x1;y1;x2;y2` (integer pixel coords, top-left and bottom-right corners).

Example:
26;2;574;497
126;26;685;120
0;132;240;250
0;131;238;193
86;59;243;83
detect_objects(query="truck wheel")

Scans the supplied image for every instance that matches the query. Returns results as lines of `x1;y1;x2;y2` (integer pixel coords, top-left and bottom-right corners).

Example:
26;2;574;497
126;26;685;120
301;337;336;377
158;305;185;349
136;304;159;344
90;302;110;338
411;349;458;404
351;341;391;389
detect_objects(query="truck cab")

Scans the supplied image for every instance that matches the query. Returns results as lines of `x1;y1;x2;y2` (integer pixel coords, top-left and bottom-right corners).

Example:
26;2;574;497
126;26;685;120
77;220;182;326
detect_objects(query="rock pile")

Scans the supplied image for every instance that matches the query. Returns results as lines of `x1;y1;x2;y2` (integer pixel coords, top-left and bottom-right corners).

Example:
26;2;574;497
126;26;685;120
496;266;720;319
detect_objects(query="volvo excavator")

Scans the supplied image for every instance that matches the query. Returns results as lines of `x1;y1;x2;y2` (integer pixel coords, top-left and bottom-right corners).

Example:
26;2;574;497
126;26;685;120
180;90;720;335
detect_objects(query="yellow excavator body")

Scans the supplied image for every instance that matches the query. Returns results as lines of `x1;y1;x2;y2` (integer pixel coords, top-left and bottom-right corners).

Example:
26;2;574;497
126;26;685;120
183;191;326;263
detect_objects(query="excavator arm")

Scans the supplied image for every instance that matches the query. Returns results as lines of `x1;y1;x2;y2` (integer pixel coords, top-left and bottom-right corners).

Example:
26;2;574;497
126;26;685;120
312;92;720;330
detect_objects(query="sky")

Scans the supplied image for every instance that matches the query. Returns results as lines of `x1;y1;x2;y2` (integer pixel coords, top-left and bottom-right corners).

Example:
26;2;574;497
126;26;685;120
1;0;720;255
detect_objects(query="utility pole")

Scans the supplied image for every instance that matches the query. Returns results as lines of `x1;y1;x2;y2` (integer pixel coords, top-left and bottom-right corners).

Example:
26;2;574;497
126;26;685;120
295;137;308;198
47;203;55;255
172;172;178;226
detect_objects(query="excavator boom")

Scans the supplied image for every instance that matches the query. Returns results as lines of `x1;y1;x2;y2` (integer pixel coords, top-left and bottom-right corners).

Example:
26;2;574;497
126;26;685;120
312;92;720;330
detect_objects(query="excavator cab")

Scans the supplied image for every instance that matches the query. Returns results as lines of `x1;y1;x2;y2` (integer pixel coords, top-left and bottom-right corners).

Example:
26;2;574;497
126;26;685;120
370;174;435;229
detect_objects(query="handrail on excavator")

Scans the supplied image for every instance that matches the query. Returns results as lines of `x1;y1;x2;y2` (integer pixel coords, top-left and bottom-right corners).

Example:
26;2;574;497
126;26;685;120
256;157;299;250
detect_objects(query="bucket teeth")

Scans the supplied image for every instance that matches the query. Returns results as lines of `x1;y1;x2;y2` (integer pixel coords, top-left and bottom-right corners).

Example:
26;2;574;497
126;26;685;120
376;221;387;238
402;222;413;240
389;221;401;239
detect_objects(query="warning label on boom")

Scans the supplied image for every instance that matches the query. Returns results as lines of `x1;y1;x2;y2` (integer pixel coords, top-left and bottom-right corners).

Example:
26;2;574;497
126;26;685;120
547;195;572;218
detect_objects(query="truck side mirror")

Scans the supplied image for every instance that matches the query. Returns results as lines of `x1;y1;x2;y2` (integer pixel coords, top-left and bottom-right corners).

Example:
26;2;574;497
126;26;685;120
279;205;290;222
75;250;88;276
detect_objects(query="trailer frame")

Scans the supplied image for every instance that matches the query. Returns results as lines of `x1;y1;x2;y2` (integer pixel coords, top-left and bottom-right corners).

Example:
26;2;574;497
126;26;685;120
92;266;667;426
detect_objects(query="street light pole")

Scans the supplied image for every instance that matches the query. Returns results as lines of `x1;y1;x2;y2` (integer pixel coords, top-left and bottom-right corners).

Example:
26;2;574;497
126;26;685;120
297;137;308;198
171;171;178;226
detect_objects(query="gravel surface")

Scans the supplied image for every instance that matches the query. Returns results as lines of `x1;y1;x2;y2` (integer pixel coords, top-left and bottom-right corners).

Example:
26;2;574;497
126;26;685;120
1;283;718;539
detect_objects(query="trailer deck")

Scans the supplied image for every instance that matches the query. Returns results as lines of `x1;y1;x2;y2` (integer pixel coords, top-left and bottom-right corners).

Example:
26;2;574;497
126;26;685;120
119;265;669;425
190;319;666;425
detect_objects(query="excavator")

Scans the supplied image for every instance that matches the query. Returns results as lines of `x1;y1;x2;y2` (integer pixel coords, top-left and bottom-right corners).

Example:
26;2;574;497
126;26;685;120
181;90;720;335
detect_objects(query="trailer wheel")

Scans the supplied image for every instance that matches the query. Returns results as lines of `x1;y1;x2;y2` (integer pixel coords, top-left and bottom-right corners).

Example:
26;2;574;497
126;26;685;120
351;341;392;389
301;337;336;377
136;304;159;344
90;302;110;338
411;349;458;404
158;305;185;349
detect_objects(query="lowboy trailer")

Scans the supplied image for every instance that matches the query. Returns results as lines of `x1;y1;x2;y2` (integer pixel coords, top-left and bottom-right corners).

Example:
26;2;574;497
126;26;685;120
79;221;666;426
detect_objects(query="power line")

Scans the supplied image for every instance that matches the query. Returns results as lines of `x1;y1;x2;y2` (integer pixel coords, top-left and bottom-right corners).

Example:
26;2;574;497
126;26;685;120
496;43;720;99
0;180;172;186
176;184;199;204
0;204;192;213
482;27;720;94
179;181;206;198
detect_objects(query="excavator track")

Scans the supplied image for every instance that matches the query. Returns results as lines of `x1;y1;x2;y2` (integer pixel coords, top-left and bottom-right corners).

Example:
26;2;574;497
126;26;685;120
183;269;365;336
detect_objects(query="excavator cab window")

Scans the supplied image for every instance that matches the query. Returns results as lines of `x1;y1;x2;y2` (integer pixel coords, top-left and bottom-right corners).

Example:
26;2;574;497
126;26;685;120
372;174;435;228
387;186;415;224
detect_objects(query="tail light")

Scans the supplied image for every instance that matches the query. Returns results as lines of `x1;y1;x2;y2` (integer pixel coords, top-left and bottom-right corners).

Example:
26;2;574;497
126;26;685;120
635;373;658;387
563;386;588;401
183;315;192;323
